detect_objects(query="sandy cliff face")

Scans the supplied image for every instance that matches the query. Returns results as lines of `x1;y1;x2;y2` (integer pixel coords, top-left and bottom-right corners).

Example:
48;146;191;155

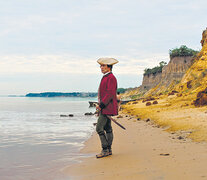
161;56;193;84
141;56;193;95
201;27;207;46
124;28;206;99
141;72;162;91
175;28;207;93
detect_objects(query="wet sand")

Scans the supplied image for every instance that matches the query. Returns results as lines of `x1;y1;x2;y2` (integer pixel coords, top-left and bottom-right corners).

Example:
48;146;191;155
64;112;207;180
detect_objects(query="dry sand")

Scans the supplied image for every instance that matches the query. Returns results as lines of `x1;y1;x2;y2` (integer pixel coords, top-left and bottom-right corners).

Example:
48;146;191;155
123;95;207;142
64;110;207;180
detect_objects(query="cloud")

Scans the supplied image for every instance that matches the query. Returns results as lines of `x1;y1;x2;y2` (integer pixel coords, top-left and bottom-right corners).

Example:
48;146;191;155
0;0;205;56
0;54;96;74
0;12;81;37
0;0;206;94
0;53;169;76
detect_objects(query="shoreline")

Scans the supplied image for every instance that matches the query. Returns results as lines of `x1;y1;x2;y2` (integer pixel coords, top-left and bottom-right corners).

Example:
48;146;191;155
63;109;207;180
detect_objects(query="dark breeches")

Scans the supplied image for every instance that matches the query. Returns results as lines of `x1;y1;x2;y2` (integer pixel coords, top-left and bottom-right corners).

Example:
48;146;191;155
96;114;113;150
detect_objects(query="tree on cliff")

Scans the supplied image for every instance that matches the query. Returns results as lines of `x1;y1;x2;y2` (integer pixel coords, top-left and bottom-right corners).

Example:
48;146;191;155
144;61;167;76
169;45;199;58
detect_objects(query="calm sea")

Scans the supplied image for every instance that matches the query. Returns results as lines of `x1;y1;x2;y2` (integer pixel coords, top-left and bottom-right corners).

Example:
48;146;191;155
0;96;97;180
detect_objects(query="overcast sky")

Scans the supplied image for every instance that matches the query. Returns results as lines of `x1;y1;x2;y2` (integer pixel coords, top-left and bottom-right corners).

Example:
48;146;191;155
0;0;207;95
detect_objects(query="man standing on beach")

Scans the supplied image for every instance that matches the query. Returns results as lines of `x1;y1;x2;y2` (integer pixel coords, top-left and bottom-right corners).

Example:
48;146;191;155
95;58;118;158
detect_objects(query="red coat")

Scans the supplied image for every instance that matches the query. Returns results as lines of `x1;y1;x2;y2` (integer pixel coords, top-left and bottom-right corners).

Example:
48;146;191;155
98;72;118;115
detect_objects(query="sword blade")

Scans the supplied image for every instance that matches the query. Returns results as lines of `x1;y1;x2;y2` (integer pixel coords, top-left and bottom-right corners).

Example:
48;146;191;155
106;115;126;130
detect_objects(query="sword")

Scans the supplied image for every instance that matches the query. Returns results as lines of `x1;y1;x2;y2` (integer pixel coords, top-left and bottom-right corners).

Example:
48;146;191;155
93;102;126;130
106;115;126;130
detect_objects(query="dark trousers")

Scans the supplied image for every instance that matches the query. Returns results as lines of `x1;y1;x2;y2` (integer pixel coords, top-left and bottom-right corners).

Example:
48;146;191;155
96;114;113;150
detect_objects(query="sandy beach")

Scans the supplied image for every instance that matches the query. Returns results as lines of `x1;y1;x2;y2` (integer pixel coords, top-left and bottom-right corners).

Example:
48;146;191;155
64;98;207;180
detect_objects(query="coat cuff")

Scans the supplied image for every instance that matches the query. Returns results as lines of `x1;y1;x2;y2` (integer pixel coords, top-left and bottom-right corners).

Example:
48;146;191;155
99;102;106;109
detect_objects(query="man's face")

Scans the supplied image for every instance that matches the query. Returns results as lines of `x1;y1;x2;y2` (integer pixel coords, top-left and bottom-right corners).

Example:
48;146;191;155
100;64;111;74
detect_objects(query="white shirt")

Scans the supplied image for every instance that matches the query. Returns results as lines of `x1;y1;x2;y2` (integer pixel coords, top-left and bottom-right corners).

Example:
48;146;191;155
103;71;111;77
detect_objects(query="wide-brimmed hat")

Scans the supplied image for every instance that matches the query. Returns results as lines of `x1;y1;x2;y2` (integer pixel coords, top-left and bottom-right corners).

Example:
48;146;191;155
97;58;119;65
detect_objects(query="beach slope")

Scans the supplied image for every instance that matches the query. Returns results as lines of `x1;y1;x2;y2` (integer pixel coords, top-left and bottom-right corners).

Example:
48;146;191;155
64;112;207;180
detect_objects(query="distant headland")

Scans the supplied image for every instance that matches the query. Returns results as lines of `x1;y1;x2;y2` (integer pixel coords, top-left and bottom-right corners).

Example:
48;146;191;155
25;92;98;97
25;88;129;98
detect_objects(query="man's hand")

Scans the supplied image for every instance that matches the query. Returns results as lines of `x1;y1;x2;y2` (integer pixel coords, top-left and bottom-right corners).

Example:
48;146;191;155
96;104;101;111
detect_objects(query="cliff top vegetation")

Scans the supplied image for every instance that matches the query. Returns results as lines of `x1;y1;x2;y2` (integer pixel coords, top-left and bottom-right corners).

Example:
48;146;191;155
144;61;167;76
143;45;199;76
169;45;199;59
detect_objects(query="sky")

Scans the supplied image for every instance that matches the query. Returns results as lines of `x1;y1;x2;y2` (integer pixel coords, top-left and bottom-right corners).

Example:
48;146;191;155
0;0;207;95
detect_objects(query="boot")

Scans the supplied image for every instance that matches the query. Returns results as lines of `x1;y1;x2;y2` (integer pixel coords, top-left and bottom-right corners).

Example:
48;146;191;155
106;132;113;155
108;146;112;155
96;149;109;158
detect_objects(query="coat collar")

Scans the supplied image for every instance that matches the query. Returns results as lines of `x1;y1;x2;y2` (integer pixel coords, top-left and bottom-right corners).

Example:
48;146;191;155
103;72;112;77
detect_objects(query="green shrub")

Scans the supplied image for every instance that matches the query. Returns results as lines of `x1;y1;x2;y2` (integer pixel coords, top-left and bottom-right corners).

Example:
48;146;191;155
169;45;199;59
117;88;128;93
144;61;167;76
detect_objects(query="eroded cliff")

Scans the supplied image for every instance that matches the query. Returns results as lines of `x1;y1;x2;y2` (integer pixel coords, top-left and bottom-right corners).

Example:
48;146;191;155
124;28;206;100
141;56;194;95
174;28;207;94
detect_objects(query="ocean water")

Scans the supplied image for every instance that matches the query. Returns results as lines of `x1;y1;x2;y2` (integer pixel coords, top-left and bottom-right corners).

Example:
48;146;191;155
0;96;97;180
